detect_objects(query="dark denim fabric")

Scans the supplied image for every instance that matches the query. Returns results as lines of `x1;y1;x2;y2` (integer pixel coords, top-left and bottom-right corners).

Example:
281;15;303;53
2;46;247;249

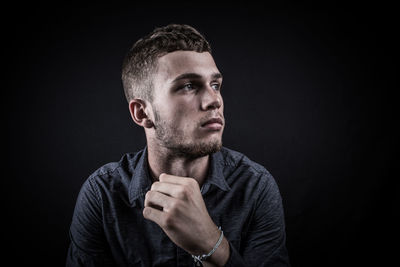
66;147;290;266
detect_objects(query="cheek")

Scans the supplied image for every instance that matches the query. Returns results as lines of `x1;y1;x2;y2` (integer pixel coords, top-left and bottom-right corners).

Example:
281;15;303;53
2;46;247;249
175;106;198;127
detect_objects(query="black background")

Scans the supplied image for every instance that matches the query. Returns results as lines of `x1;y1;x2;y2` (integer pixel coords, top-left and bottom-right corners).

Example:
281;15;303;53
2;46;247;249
4;2;397;266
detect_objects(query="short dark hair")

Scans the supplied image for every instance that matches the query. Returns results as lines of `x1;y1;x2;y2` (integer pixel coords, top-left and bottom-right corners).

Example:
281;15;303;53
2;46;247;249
121;24;212;103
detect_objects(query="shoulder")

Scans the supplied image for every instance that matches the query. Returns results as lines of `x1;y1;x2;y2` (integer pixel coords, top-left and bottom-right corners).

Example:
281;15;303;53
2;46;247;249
219;147;273;177
218;147;278;192
85;149;145;192
91;149;144;176
220;147;284;209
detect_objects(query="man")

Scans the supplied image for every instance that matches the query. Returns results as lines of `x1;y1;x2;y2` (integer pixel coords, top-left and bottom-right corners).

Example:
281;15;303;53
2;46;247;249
67;24;290;266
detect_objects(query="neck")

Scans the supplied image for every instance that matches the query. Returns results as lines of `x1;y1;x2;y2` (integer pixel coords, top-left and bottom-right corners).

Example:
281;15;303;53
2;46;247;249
146;142;210;186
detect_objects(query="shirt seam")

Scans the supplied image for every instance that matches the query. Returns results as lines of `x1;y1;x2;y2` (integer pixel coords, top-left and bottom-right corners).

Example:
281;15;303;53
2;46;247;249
93;162;123;177
221;152;269;176
88;176;103;204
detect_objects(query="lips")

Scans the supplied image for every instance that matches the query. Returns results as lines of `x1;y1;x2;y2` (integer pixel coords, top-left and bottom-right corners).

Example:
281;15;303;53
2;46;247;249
201;117;223;127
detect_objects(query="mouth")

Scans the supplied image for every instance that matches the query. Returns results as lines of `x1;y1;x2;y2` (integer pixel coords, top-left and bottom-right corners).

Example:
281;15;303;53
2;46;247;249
201;117;224;130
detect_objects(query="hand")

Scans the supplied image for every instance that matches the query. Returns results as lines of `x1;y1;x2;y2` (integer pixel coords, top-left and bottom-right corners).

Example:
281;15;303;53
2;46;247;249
143;173;229;265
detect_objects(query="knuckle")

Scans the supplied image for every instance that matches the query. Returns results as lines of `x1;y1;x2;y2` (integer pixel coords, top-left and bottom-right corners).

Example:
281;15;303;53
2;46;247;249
182;183;194;195
181;184;189;191
169;198;179;209
176;189;186;199
145;190;155;200
142;207;151;218
187;178;198;187
181;184;189;193
159;173;167;180
150;182;159;191
166;199;181;215
162;213;174;229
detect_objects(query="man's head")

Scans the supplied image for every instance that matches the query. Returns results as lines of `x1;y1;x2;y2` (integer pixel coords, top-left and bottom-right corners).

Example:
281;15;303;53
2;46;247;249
122;24;211;103
122;24;224;158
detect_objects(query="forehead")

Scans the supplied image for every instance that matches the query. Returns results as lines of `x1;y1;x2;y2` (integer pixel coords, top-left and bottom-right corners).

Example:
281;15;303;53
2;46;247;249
154;51;219;82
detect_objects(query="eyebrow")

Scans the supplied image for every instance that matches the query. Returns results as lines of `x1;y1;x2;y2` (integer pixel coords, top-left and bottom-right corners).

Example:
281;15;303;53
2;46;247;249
171;72;223;83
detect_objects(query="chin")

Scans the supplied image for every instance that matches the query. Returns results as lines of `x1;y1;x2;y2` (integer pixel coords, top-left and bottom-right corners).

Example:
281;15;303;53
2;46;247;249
172;139;222;159
196;138;222;155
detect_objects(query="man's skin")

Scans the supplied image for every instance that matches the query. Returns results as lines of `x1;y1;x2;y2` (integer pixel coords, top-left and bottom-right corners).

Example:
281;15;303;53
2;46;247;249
128;51;229;266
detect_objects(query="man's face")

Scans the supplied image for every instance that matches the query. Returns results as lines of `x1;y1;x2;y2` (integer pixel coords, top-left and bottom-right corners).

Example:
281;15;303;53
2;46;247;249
150;51;225;158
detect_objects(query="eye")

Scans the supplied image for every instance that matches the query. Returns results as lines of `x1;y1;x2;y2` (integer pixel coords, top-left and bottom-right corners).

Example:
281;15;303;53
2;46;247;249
211;83;221;91
181;83;195;91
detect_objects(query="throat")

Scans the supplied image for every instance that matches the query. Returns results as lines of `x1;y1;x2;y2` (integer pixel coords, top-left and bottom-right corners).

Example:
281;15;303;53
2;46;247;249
147;149;210;185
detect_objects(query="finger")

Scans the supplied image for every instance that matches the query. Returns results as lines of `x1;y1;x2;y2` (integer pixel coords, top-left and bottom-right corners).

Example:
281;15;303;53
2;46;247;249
143;206;164;226
144;190;176;211
159;173;198;186
151;181;189;200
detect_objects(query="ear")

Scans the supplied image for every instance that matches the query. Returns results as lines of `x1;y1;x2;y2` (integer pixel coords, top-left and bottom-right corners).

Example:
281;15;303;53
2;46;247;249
128;99;154;128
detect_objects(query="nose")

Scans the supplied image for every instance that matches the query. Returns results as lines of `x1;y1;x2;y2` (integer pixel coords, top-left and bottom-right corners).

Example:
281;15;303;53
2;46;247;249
201;86;222;111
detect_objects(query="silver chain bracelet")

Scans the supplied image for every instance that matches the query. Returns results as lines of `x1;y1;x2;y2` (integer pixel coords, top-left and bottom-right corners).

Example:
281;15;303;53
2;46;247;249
191;226;224;267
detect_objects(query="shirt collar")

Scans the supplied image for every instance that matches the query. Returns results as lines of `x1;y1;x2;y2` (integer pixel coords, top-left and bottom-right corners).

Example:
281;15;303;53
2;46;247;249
128;146;152;207
128;147;231;206
204;149;231;192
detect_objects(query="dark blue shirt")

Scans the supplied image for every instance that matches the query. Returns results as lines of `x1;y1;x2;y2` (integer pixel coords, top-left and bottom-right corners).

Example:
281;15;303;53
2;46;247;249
66;147;290;266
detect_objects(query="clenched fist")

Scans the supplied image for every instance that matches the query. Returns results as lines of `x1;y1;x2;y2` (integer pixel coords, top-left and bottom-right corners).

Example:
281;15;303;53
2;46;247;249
143;173;229;266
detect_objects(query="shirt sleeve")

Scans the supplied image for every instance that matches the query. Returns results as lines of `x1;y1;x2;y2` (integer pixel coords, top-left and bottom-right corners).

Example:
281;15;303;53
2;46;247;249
66;177;116;267
225;173;291;267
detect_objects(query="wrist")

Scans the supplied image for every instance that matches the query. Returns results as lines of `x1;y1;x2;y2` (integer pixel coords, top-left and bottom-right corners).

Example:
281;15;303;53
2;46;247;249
192;227;230;267
206;236;230;267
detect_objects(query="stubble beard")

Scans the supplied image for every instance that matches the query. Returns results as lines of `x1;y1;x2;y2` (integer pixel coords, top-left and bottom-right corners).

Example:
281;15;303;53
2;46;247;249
153;108;222;159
